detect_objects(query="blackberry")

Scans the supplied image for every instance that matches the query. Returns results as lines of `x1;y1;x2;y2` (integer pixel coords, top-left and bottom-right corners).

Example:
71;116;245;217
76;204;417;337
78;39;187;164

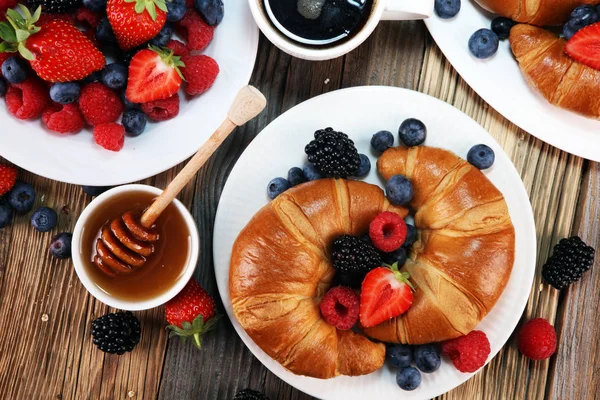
332;235;382;277
542;236;595;290
305;128;361;178
233;389;269;400
91;311;141;354
28;0;82;13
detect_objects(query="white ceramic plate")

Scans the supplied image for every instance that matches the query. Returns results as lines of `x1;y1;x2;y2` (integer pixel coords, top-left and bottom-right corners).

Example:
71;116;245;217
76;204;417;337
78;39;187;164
425;3;600;162
0;0;258;185
213;86;536;400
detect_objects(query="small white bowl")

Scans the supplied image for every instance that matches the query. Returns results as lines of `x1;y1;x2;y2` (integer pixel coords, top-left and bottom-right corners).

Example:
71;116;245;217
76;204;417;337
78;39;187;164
72;184;199;311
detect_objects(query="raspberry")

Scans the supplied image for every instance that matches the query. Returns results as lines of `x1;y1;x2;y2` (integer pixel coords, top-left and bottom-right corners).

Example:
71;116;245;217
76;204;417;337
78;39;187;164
79;83;123;126
441;330;491;373
75;7;101;29
141;93;179;121
319;286;360;330
369;212;408;253
42;103;85;134
181;55;219;96
176;10;214;51
166;39;189;56
94;123;125;152
518;318;556;360
0;165;17;196
5;78;50;120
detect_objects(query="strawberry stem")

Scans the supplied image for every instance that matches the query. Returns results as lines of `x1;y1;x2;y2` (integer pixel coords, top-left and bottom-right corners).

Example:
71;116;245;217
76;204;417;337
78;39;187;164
166;314;221;350
0;5;42;60
124;0;168;22
387;262;416;291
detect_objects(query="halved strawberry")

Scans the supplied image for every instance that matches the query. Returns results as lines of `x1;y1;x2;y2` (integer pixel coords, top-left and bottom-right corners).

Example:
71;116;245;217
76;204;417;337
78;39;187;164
359;263;414;328
126;45;184;103
565;22;600;71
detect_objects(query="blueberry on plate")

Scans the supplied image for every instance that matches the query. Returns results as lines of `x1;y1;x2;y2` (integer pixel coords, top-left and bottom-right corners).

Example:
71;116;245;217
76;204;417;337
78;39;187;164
121;90;140;110
149;24;174;47
569;5;599;32
49;232;73;259
102;63;128;90
2;57;28;84
122;109;147;136
383;247;407;266
83;70;103;84
387;344;413;368
303;163;323;181
83;0;107;12
563;21;579;40
414;344;441;373
467;144;495;169
167;0;187;22
7;181;36;213
287;167;306;186
386;175;413;206
354;154;371;178
491;17;515;40
195;0;224;25
371;130;394;153
434;0;460;19
469;29;499;59
0;198;13;229
399;118;427;147
31;207;58;233
50;82;81;104
403;224;417;248
396;367;421;391
267;177;291;200
82;186;113;197
0;77;7;97
96;18;117;45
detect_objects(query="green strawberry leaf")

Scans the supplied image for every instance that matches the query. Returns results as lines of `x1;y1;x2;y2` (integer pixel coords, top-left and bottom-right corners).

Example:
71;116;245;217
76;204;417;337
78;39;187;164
146;1;157;21
155;0;168;13
0;23;17;43
135;1;146;13
31;6;42;24
0;41;17;53
17;42;34;61
15;29;30;43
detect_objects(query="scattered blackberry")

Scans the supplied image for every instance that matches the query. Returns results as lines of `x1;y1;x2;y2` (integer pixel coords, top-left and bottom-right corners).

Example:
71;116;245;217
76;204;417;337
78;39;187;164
28;0;82;13
332;235;382;277
542;236;595;290
305;128;361;178
91;311;141;355
233;389;269;400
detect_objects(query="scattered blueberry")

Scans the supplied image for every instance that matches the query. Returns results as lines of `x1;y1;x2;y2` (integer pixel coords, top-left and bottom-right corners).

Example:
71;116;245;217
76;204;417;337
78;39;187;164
150;24;174;47
434;0;460;19
383;246;407;266
50;82;81;104
0;198;13;229
387;344;413;368
287;167;306;186
267;177;291;199
403;224;417;248
120;48;140;66
195;0;224;25
167;0;187;22
563;21;579;40
31;207;58;233
396;367;421;391
399;118;427;147
49;232;73;259
83;0;107;12
101;63;128;90
0;77;6;97
83;70;103;84
354;154;371;178
467;144;495;169
97;18;117;44
122;110;148;136
303;163;323;181
568;5;599;32
413;344;441;373
386;175;413;206
82;186;113;196
491;17;515;40
1;57;28;84
469;29;499;59
371;130;394;153
7;181;36;213
121;90;140;110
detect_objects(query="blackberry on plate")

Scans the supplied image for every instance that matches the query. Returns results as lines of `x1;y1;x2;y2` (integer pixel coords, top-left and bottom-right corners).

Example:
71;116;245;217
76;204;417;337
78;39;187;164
332;235;382;276
28;0;82;13
305;128;361;178
91;311;141;354
233;389;269;400
542;236;595;290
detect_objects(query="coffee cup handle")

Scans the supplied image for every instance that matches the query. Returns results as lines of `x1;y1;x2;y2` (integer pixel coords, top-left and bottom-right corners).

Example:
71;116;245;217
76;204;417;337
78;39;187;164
381;0;434;20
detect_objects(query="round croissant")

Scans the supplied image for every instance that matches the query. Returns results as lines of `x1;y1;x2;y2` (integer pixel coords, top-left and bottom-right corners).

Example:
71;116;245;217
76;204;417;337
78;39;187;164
509;24;600;119
364;146;515;345
473;0;600;26
229;179;409;379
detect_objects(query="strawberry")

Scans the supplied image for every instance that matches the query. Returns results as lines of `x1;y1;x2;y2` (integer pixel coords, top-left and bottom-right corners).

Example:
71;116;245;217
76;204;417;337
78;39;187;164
565;22;600;71
359;263;414;328
165;279;220;350
0;165;17;196
126;45;184;103
107;0;167;50
0;6;105;82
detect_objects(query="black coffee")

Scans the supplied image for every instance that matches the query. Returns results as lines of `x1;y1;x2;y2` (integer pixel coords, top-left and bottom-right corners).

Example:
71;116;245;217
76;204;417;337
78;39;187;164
265;0;374;46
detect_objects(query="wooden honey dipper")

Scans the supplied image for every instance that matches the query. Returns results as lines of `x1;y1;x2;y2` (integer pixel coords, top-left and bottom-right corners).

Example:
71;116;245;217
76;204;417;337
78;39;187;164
93;85;267;276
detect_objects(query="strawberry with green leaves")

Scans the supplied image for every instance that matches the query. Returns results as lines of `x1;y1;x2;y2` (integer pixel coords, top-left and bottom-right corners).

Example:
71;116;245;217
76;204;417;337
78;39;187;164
107;0;167;50
0;5;105;82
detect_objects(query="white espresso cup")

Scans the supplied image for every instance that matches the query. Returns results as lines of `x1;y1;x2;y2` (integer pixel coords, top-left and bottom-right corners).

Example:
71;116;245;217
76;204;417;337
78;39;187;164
249;0;434;61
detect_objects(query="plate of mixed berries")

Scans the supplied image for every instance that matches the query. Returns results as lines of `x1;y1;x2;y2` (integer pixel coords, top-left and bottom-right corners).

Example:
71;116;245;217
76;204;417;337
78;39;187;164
0;0;258;185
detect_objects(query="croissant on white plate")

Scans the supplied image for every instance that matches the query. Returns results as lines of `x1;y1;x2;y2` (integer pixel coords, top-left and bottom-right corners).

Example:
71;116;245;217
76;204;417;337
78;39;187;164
473;0;600;26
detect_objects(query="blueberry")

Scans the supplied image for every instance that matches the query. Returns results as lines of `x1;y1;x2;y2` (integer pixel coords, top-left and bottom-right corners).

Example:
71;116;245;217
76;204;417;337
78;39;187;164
0;198;13;229
120;48;141;66
383;247;407;266
403;224;417;248
287;167;307;186
414;344;441;373
167;0;187;22
303;163;323;181
82;70;103;84
399;118;427;147
150;24;173;47
82;186;113;196
563;21;579;40
49;232;73;259
50;82;81;104
386;175;413;206
569;5;599;31
396;367;421;391
31;207;58;232
387;344;413;368
0;77;6;97
469;29;499;59
101;63;128;90
267;177;291;199
7;181;35;213
371;130;394;153
354;154;371;178
121;90;140;110
194;0;224;25
1;57;28;84
122;110;147;136
83;0;107;12
491;17;515;40
434;0;460;19
97;18;117;44
467;144;495;169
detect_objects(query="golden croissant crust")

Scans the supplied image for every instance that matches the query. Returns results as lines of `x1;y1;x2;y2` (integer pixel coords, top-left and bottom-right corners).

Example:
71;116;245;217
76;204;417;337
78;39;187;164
473;0;600;26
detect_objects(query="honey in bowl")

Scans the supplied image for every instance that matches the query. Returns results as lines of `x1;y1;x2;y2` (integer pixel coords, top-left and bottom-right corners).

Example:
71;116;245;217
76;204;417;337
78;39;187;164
79;190;191;302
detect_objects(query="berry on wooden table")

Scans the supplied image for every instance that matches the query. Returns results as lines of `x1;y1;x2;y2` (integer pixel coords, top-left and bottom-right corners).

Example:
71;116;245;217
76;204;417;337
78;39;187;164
233;389;270;400
7;181;36;212
140;93;180;121
42;103;85;134
319;286;360;330
469;28;499;59
181;54;219;96
0;198;13;229
31;207;58;232
441;330;490;373
517;318;557;360
91;311;141;354
542;236;595;290
176;9;214;51
0;165;18;196
82;185;113;196
94;123;125;151
49;232;72;258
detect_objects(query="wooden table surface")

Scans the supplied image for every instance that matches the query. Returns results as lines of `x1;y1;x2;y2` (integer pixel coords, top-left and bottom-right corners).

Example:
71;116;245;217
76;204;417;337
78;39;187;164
1;20;599;400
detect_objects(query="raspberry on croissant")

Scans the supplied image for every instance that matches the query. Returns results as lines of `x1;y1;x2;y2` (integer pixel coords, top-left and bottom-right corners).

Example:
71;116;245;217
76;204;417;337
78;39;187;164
473;0;600;26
